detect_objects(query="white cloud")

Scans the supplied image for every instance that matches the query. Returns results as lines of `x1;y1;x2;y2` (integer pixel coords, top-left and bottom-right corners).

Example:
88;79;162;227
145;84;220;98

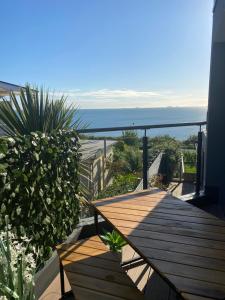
63;88;160;99
52;88;208;109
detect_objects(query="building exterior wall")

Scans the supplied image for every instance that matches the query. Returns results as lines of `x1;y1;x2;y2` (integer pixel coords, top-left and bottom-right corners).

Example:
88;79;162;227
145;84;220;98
206;0;225;210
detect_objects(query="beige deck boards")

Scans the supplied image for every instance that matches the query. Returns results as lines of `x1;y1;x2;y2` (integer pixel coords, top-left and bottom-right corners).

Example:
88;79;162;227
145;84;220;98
93;189;225;300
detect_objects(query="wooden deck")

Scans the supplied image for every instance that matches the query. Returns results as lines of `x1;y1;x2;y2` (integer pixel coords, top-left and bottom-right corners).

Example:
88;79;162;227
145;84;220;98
56;236;144;300
93;189;225;300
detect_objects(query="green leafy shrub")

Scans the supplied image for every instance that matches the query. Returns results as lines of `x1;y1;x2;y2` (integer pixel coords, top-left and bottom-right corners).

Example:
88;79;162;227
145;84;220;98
0;130;80;265
100;230;127;252
96;174;139;199
183;149;196;166
112;143;142;176
182;135;197;149
149;135;181;184
121;130;139;147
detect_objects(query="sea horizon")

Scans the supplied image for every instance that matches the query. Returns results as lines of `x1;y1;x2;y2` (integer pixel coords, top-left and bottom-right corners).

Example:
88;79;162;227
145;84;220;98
78;105;207;110
77;106;207;140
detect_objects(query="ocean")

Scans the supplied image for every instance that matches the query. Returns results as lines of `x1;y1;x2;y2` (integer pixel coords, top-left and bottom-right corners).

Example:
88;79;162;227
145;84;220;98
78;107;207;140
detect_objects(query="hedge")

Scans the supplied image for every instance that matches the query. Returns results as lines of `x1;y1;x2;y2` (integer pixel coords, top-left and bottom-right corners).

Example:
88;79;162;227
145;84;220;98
0;130;80;265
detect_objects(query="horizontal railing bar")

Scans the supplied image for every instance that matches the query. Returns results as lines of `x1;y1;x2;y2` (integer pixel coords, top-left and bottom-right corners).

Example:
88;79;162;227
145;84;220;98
78;121;207;134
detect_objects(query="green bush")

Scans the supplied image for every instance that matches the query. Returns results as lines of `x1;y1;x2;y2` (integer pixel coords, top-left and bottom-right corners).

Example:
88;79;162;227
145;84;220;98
149;135;181;184
96;174;139;199
182;135;197;149
183;149;196;166
121;130;139;147
112;143;142;176
0;130;80;265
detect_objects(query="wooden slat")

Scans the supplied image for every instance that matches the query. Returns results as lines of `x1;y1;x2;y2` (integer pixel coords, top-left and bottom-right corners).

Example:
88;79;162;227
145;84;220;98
149;258;225;286
70;285;130;300
93;189;168;203
57;236;144;300
100;216;225;248
63;261;133;286
181;293;215;300
117;226;225;251
58;244;118;262
167;274;225;299
57;239;107;251
100;213;225;242
96;201;217;219
94;192;217;220
98;206;225;227
127;236;225;261
58;250;124;272
99;211;225;234
139;246;225;274
67;272;143;300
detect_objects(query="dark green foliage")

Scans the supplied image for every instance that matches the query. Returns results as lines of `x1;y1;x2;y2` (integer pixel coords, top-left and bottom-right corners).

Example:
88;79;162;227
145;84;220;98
121;130;139;147
97;174;139;199
112;145;142;175
123;149;142;173
0;130;80;265
149;135;181;184
182;135;197;149
100;230;127;252
183;149;196;166
183;149;196;174
0;85;81;136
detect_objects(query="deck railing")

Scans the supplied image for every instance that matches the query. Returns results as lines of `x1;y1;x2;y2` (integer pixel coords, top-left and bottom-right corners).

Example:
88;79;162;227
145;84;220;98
78;121;207;195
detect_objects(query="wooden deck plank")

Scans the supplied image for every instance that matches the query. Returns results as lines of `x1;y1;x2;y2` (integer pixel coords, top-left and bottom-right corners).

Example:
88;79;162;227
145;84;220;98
95;201;218;219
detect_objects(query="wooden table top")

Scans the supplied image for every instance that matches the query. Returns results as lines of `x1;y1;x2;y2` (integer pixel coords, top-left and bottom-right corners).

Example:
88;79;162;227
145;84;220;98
92;189;225;300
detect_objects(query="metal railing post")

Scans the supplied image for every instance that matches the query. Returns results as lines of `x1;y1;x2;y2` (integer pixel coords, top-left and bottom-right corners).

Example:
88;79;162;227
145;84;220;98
142;130;148;190
196;129;203;196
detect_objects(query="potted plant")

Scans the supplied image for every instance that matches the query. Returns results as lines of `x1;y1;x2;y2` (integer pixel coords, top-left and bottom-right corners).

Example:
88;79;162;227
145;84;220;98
100;230;127;260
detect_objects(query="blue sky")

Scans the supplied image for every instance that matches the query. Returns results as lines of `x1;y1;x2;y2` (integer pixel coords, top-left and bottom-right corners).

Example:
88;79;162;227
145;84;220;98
1;0;213;108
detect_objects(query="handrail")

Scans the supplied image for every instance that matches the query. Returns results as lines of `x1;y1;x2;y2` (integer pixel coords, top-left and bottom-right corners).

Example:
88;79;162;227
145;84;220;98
79;120;207;194
78;121;207;134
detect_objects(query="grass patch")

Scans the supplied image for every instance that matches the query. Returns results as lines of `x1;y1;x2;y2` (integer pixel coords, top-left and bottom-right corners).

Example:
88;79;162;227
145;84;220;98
184;164;196;174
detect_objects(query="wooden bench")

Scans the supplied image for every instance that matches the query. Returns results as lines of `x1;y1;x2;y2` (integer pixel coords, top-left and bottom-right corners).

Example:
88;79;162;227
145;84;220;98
56;235;145;300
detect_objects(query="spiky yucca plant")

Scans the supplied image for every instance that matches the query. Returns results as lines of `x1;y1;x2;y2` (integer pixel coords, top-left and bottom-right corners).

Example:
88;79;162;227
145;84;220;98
0;85;81;136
